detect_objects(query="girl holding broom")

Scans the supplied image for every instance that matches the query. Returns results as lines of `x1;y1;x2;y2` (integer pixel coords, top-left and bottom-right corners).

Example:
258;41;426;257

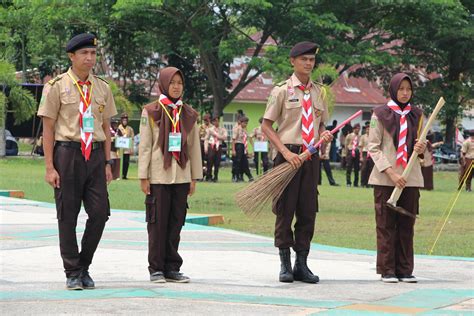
138;67;202;283
261;41;332;284
368;73;426;283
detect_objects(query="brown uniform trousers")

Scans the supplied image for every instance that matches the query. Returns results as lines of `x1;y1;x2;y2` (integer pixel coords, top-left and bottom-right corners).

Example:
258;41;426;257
146;183;190;274
53;144;110;277
274;145;319;251
374;185;419;276
459;158;473;191
206;146;222;180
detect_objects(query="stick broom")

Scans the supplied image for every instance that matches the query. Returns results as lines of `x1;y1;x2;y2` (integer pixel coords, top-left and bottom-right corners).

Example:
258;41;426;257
236;110;363;216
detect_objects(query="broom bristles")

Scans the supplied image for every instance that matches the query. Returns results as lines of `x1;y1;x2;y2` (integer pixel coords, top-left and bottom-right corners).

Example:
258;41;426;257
235;161;299;216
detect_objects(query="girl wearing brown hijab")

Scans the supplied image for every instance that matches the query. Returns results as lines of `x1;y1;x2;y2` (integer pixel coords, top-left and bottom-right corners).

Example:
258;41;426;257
138;67;202;283
367;73;426;283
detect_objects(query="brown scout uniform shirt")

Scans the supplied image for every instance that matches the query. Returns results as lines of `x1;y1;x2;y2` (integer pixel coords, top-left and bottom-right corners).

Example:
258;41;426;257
462;139;474;159
118;124;135;154
359;134;369;153
263;74;329;155
38;68;117;141
204;126;228;151
368;113;424;187
251;126;267;141
138;109;203;184
199;123;210;141
232;125;249;144
345;132;360;152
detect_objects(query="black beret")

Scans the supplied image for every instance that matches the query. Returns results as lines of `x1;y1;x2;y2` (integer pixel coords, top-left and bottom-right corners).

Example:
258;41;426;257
289;41;319;57
66;33;97;53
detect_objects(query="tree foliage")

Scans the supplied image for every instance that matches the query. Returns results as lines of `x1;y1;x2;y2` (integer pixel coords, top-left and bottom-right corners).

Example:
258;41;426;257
0;0;471;137
0;59;37;125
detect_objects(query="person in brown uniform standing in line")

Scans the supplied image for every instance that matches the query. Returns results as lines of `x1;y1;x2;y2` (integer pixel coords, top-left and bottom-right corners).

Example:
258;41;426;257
368;73;426;283
204;116;228;182
345;123;361;187
138;67;202;283
459;130;474;192
38;33;117;290
118;112;134;179
262;41;332;284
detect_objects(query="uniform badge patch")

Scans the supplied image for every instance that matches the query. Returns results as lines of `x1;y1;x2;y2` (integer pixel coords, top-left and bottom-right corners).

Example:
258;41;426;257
314;109;323;118
99;105;105;113
370;115;377;128
141;108;148;126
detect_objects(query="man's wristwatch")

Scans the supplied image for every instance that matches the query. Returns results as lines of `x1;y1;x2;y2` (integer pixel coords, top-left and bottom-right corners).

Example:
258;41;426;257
105;159;114;166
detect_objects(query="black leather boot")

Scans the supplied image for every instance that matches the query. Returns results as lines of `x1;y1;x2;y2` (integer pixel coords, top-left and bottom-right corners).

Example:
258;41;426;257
279;248;293;283
293;250;319;283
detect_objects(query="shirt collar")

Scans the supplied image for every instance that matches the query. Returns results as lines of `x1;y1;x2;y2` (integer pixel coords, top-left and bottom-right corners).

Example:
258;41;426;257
67;67;92;84
291;73;312;89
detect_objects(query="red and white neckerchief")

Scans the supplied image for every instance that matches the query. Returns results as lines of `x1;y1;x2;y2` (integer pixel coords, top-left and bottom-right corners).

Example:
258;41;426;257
297;84;314;155
387;99;411;168
210;127;220;149
78;80;93;160
159;94;183;162
242;128;248;154
351;135;358;157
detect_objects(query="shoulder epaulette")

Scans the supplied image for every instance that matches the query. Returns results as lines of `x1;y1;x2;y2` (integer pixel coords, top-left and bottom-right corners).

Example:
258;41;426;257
275;81;286;87
47;74;65;86
94;75;109;84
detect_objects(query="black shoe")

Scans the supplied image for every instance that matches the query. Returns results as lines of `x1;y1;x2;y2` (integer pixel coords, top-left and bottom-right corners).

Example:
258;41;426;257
150;271;166;283
381;274;399;283
330;183;339;186
397;274;417;283
293;250;319;284
66;276;83;290
164;271;190;283
81;271;95;289
279;248;293;283
248;177;254;182
122;176;128;180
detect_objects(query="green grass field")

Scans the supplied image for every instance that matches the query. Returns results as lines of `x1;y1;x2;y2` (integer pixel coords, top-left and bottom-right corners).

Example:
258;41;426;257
1;158;472;257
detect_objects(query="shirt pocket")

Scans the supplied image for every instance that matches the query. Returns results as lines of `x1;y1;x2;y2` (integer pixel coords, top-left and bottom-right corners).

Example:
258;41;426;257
60;95;80;122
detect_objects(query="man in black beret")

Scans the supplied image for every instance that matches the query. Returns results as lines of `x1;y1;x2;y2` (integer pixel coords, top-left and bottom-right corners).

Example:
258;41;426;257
261;41;332;284
38;33;117;290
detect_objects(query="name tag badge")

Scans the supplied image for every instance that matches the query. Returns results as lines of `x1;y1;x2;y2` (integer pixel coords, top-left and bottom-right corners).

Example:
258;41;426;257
83;116;94;133
168;132;182;152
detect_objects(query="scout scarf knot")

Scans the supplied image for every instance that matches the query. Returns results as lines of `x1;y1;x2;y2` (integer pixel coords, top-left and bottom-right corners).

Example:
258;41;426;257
387;99;411;168
297;85;314;155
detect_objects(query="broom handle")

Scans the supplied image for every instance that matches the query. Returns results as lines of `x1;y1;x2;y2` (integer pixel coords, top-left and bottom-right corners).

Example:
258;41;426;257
300;110;363;160
386;97;445;206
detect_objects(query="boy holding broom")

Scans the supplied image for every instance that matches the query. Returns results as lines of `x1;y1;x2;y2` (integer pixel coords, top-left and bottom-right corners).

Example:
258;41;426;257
261;41;332;284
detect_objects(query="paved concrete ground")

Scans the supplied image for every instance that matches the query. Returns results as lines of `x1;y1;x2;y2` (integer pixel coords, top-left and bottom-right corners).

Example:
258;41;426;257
1;196;473;315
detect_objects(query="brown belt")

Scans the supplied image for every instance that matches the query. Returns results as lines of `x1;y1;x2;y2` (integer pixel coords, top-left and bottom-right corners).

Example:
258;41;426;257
56;141;104;151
